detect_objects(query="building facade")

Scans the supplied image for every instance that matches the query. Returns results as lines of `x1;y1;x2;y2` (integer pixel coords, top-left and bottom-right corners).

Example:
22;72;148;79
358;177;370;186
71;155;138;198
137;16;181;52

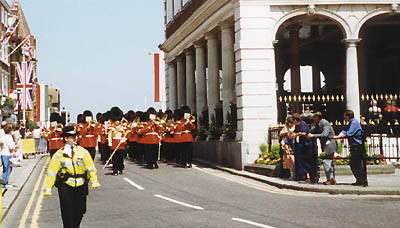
160;0;400;169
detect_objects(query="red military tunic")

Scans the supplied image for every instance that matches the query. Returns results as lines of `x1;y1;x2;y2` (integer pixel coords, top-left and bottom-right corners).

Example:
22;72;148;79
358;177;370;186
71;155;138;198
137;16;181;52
175;120;196;143
108;122;128;150
137;121;163;145
76;123;98;148
45;127;64;150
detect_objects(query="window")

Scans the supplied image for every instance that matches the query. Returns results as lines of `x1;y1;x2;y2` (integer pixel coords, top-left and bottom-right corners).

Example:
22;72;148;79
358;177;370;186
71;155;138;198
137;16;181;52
0;7;3;25
167;0;174;23
174;0;181;15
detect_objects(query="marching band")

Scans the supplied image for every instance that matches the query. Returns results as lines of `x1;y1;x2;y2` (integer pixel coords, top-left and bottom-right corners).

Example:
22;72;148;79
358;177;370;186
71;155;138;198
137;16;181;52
43;105;197;174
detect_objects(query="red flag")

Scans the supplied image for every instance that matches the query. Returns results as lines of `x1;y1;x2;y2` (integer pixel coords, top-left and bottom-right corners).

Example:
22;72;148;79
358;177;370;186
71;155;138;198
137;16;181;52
154;53;160;102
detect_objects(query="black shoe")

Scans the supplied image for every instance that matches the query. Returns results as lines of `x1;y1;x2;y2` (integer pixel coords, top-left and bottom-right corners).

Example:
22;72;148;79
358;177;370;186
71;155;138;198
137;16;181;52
351;181;367;186
113;171;118;176
154;163;159;169
118;170;123;175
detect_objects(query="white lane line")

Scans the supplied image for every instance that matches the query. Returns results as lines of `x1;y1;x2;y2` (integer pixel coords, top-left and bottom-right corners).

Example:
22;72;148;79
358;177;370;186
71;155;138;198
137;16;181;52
232;218;276;228
154;194;204;210
123;177;145;190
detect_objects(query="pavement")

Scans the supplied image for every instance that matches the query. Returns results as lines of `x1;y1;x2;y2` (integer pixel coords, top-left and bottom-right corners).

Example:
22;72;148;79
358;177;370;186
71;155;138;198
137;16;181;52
1;153;46;220
195;159;400;195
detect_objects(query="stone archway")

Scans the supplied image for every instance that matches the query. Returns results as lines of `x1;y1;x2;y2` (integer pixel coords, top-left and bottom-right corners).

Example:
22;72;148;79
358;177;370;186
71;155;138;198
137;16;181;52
358;12;400;122
274;14;347;123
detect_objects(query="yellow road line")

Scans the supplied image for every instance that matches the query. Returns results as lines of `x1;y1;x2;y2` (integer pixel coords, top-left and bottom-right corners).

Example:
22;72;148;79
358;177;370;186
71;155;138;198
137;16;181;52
30;170;47;228
17;158;48;228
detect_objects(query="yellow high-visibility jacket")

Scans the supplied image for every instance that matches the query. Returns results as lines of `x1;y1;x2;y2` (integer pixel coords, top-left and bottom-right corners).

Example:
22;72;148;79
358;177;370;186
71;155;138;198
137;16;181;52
44;145;100;196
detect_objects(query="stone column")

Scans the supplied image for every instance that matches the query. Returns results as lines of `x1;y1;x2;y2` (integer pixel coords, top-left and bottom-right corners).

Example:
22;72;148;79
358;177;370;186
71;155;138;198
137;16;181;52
221;22;235;123
177;55;186;107
194;40;207;121
344;39;361;119
185;48;196;113
168;62;177;110
287;24;302;113
312;65;321;93
205;31;220;122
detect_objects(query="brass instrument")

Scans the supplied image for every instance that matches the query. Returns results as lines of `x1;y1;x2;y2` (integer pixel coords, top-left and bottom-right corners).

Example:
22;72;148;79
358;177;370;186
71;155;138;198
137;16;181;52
56;123;63;132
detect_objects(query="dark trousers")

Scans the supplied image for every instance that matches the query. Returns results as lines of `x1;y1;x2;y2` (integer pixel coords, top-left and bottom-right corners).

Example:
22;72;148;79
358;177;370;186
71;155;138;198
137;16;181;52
49;149;58;158
127;142;136;160
136;143;145;164
166;143;177;162
145;144;158;167
350;145;368;184
183;142;193;165
104;145;111;163
112;150;125;172
98;143;105;162
85;147;96;161
58;186;87;228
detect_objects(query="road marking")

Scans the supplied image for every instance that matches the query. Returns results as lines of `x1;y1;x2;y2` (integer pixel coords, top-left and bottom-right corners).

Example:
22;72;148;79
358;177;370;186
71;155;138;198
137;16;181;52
123;177;145;190
232;218;276;228
30;167;47;228
17;159;47;228
154;194;204;210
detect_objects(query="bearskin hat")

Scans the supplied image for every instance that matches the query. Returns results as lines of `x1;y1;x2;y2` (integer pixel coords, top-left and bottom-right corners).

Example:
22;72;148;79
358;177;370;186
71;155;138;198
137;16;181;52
110;106;123;122
77;114;85;124
126;110;135;122
83;110;93;117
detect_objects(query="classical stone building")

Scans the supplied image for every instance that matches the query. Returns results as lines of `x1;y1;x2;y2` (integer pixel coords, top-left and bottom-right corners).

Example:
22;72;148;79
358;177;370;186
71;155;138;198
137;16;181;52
160;0;400;169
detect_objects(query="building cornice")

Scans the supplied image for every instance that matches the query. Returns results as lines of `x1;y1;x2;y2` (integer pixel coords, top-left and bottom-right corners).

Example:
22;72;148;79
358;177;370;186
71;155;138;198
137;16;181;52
161;0;232;61
266;0;396;5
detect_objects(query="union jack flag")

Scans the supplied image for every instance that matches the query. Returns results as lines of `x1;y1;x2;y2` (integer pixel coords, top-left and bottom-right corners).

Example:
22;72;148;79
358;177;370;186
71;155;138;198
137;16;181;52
22;38;33;59
15;62;33;110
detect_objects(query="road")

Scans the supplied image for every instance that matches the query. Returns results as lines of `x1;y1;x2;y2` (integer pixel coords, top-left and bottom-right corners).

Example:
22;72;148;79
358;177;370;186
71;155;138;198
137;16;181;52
3;156;400;228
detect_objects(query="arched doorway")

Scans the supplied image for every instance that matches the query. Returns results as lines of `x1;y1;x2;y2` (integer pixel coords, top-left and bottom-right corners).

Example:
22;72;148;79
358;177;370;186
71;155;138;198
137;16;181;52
358;13;400;124
274;14;346;123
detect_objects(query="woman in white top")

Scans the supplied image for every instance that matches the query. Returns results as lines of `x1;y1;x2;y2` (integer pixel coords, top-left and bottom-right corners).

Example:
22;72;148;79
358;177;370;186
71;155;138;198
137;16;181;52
1;124;16;188
12;125;23;167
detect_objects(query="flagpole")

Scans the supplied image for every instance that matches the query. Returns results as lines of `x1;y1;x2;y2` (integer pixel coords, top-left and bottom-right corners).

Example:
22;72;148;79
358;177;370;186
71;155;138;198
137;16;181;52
22;54;26;125
8;34;31;58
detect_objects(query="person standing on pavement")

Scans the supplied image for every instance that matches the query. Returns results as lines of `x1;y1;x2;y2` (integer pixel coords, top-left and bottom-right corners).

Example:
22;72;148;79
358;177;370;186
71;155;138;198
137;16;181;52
335;110;368;187
307;112;337;185
44;126;100;228
293;114;319;183
0;124;16;189
33;125;41;154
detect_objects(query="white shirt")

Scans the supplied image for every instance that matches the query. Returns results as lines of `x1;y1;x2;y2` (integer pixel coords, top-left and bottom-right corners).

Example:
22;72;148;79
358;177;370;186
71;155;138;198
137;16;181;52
0;134;16;156
33;129;41;139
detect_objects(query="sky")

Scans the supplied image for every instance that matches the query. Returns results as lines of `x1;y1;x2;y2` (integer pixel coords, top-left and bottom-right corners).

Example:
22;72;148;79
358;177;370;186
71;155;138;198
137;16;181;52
13;0;165;121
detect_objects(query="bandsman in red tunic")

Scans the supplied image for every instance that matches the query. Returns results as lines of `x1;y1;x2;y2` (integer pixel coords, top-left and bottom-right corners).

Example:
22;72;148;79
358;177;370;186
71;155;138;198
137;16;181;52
45;113;65;157
76;110;99;161
137;108;164;169
175;106;196;168
107;107;127;175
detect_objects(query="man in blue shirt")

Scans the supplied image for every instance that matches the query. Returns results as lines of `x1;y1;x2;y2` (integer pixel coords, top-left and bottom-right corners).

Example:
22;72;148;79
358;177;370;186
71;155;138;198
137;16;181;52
337;110;368;186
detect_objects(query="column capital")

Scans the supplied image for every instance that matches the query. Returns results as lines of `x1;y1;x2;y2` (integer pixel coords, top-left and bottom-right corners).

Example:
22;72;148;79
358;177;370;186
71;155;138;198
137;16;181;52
219;18;234;30
343;39;361;47
194;39;206;48
185;48;194;56
176;55;185;63
205;30;218;40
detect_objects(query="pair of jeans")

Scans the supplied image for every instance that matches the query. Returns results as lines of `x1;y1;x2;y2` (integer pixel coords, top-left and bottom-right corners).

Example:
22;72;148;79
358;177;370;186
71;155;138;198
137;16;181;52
1;155;13;187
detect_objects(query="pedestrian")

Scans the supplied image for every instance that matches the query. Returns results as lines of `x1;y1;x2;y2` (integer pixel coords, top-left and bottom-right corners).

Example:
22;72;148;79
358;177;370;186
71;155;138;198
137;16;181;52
292;113;317;183
44;125;100;228
0;124;16;189
33;125;41;154
279;116;295;179
336;110;368;186
12;124;23;166
307;112;337;185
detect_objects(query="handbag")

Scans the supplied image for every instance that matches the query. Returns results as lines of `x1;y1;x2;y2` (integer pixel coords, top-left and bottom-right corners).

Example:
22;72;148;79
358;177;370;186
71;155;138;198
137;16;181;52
10;152;21;167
